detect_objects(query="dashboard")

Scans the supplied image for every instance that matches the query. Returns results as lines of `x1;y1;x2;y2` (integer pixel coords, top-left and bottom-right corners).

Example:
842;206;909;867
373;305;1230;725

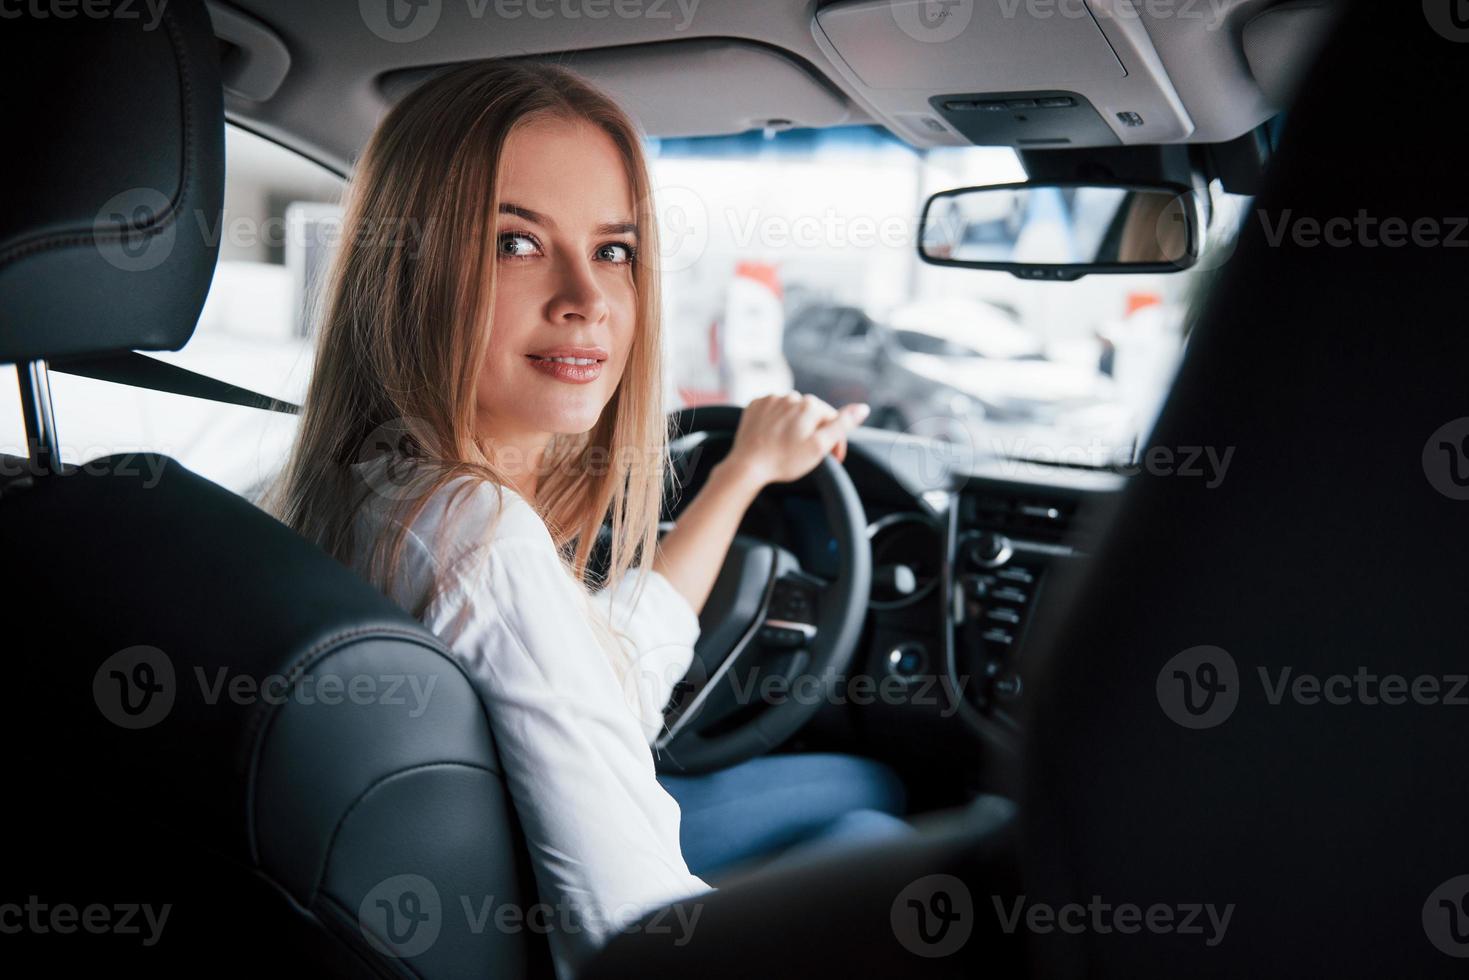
670;425;1125;773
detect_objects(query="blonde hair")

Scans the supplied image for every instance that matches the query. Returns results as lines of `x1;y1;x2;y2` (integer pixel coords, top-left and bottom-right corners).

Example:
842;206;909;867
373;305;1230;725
266;61;667;667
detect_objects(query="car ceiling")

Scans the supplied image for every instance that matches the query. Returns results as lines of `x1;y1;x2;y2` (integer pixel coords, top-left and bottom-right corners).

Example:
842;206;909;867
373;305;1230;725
212;0;1339;174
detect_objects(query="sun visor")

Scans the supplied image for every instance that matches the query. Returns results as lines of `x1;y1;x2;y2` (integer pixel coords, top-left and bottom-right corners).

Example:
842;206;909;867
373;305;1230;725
380;39;855;139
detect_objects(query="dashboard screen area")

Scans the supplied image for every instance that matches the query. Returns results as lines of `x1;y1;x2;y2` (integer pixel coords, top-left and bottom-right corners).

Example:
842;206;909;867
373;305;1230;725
779;495;841;579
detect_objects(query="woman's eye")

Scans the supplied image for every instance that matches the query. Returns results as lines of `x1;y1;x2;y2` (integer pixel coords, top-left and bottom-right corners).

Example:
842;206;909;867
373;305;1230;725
498;232;540;259
597;241;637;264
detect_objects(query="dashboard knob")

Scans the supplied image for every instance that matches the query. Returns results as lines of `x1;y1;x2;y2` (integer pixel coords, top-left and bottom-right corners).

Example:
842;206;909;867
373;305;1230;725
994;673;1023;702
884;642;928;682
874;563;917;596
968;532;1013;568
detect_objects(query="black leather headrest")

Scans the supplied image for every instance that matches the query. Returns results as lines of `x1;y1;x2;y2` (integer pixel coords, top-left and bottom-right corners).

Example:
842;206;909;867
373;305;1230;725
1022;1;1469;975
0;0;224;363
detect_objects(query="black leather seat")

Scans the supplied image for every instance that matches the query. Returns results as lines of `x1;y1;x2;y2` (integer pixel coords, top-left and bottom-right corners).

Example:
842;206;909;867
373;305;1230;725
0;4;549;976
1019;1;1469;975
587;1;1469;976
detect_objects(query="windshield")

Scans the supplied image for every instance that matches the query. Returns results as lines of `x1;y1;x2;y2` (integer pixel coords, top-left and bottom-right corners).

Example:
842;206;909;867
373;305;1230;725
649;125;1247;468
1;124;1246;496
892;330;987;359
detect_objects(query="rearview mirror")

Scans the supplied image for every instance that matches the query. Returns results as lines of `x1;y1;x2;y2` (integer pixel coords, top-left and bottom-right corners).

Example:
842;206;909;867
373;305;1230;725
918;181;1201;281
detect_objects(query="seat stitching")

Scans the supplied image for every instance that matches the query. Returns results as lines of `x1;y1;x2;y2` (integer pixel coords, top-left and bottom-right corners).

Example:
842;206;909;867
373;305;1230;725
0;5;197;269
311;760;506;909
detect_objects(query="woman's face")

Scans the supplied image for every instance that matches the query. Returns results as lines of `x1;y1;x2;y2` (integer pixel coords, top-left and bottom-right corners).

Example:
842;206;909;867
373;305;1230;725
476;116;639;450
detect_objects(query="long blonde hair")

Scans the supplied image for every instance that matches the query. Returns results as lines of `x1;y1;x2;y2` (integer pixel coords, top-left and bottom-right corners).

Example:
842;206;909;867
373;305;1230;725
266;61;667;633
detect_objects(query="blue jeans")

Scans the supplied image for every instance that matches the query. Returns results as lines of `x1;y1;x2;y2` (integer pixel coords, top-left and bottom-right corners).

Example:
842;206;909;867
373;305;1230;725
658;752;915;882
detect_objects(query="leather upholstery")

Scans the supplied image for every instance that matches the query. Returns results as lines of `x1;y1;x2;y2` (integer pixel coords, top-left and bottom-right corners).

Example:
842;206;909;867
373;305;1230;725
0;0;223;360
6;454;549;977
0;2;550;975
1019;1;1469;975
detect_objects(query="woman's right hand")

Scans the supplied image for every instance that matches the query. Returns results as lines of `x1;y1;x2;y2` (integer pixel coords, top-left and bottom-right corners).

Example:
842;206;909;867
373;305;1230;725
723;392;870;490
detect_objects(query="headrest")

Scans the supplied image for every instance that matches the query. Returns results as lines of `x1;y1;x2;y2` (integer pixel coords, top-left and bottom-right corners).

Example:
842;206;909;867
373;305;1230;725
0;0;224;363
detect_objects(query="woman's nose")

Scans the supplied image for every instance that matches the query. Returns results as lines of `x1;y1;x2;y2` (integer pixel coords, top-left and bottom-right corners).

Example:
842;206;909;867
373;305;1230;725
546;254;609;325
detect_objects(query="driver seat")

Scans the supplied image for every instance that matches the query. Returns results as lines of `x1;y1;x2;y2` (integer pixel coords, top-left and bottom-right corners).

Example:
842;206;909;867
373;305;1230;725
0;4;550;976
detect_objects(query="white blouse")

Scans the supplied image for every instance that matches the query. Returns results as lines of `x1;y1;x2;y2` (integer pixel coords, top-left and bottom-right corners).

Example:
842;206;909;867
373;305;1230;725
347;457;713;978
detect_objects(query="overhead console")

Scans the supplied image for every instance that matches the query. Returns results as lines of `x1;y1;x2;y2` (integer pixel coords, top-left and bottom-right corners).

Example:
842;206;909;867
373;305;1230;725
811;0;1341;150
928;90;1121;148
813;0;1193;148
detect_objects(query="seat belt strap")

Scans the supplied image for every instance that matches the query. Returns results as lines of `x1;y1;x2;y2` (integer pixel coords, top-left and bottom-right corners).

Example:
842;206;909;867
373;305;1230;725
50;351;300;415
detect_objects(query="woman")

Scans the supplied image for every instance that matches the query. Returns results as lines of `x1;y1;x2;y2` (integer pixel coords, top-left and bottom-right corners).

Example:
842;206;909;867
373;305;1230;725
268;60;909;976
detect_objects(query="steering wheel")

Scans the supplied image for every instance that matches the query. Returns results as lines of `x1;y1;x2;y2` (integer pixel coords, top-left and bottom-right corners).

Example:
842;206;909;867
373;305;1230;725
654;405;871;775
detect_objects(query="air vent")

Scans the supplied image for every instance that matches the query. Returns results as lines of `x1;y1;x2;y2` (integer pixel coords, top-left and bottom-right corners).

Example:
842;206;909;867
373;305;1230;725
867;514;943;608
961;489;1080;546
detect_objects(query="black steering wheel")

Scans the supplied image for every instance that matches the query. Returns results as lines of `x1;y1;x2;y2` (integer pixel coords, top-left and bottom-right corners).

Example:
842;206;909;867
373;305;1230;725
654;405;871;774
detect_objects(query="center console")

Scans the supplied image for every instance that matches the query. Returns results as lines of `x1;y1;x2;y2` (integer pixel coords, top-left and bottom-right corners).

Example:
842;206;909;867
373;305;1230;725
944;475;1114;735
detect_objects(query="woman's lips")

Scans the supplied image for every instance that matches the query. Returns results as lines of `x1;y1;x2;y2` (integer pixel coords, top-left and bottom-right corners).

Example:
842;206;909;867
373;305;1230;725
525;347;607;385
